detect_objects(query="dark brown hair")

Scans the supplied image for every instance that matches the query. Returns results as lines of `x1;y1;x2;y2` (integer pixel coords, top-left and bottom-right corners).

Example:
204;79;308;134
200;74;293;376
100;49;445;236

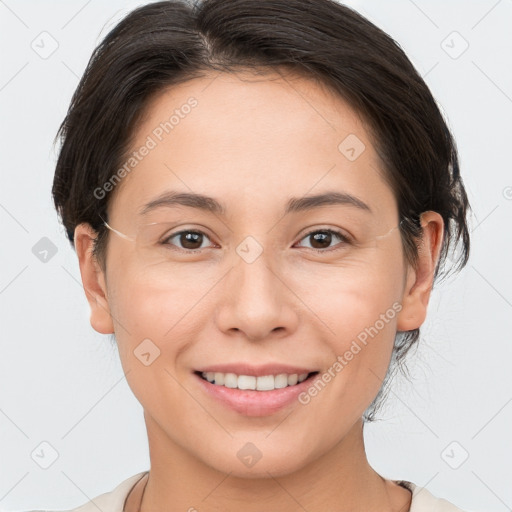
52;0;471;421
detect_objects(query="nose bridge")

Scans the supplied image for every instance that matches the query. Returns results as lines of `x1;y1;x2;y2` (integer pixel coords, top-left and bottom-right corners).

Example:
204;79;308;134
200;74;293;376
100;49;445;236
234;245;277;302
215;240;298;341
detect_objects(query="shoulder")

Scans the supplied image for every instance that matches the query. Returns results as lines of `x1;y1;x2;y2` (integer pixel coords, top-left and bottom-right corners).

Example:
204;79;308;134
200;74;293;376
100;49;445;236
23;471;148;512
24;474;476;512
398;480;474;512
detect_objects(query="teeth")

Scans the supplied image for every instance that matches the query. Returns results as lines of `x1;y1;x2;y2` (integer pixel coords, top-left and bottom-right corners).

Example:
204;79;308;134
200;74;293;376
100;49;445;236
200;371;312;390
288;373;298;386
274;374;288;389
224;373;238;388
238;375;256;390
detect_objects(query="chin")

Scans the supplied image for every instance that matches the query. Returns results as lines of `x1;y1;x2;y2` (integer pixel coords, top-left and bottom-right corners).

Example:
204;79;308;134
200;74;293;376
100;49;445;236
200;441;312;480
219;459;305;480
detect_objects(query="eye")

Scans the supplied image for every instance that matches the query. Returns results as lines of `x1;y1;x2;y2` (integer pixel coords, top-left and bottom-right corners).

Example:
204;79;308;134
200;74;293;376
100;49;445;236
159;227;351;253
160;229;214;252
295;228;351;252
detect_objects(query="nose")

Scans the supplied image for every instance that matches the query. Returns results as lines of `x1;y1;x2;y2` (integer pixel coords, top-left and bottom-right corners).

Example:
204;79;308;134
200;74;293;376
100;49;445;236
214;247;300;342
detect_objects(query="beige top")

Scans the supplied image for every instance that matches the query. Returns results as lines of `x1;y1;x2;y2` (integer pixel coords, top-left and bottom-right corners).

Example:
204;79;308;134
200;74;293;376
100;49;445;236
27;471;471;512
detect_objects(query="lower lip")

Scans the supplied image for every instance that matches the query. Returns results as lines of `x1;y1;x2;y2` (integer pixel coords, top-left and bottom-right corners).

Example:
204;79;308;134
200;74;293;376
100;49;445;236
194;372;319;417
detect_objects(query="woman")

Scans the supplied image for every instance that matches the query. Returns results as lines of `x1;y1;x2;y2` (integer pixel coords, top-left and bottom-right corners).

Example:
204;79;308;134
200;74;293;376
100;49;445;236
48;0;471;510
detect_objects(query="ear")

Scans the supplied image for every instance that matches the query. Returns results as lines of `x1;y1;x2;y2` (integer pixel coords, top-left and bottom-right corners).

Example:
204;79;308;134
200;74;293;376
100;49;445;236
74;223;114;334
396;211;444;331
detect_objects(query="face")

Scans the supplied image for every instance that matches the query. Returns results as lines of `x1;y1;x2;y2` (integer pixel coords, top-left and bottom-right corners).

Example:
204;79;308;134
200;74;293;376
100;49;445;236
76;69;442;478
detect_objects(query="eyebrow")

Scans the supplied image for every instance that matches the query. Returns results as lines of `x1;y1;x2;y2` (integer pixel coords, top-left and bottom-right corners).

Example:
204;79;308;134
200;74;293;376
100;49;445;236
139;190;372;217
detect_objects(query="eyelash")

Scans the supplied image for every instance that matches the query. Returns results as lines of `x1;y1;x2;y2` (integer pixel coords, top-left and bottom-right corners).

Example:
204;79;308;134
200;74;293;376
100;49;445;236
298;228;352;252
160;228;351;254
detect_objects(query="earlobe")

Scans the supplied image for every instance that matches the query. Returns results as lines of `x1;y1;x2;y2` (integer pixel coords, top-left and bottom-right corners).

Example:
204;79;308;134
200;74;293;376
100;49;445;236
396;211;444;332
74;223;115;334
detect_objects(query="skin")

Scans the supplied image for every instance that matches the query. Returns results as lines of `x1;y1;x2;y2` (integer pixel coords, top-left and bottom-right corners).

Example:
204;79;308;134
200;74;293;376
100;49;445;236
74;68;443;511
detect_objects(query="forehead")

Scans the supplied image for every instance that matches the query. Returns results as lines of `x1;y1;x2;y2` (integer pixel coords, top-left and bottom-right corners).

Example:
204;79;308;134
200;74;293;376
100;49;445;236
107;69;395;224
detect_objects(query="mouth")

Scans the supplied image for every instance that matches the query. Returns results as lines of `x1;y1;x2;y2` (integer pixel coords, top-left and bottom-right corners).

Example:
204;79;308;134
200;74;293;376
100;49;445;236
195;370;319;391
193;369;321;416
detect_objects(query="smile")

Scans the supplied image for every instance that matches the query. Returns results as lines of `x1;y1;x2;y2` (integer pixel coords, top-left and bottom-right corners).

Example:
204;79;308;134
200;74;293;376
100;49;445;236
194;368;321;416
198;371;317;391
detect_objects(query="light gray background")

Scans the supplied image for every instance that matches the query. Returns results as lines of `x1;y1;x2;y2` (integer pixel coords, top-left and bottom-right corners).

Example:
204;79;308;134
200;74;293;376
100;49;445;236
1;1;511;510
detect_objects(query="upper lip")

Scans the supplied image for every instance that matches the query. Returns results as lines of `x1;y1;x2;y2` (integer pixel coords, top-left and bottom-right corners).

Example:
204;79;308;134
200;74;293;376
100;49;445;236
195;363;318;377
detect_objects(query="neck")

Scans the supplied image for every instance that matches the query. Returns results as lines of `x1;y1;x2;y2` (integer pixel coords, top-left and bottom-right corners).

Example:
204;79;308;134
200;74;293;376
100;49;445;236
140;415;411;512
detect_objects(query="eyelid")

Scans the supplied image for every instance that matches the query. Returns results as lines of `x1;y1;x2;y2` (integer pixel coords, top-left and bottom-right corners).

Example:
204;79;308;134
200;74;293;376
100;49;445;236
297;225;352;241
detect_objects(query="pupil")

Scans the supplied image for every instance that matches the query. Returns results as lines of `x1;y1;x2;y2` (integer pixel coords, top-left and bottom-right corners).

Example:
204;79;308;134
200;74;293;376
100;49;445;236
311;232;330;249
181;232;202;249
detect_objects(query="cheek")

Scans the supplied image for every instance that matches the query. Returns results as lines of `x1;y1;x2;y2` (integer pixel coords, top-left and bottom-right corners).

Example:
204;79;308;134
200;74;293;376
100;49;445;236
105;272;197;413
105;259;221;382
288;249;404;386
314;276;400;378
108;257;207;331
292;274;402;426
290;247;404;332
